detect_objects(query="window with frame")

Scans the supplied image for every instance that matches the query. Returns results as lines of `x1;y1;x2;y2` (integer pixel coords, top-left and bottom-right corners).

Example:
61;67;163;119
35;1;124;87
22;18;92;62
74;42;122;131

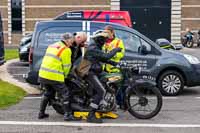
140;38;151;51
115;30;141;52
11;0;22;33
37;26;82;48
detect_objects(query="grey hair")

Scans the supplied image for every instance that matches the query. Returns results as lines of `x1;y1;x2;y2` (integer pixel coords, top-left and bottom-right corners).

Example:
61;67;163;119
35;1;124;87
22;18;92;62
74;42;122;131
62;32;73;40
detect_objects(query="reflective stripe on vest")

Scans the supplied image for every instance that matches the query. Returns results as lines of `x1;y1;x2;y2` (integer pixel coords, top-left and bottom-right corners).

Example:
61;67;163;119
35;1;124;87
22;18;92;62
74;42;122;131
63;64;72;68
45;53;61;61
40;67;64;75
57;46;66;57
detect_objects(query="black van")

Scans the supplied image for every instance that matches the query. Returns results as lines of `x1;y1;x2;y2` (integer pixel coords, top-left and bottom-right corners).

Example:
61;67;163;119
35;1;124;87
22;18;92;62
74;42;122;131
27;20;200;96
0;11;5;65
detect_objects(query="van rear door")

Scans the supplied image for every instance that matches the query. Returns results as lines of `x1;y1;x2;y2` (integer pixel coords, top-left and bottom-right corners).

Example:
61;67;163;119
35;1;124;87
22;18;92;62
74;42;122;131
0;11;5;65
28;21;83;85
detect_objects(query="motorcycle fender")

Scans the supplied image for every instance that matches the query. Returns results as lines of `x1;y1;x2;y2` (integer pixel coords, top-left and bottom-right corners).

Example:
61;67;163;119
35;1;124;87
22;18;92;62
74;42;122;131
125;79;156;95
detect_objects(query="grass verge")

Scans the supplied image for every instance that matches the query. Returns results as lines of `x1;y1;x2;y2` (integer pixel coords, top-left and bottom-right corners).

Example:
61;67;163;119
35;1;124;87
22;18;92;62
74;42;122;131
0;80;26;109
1;49;26;108
5;49;18;60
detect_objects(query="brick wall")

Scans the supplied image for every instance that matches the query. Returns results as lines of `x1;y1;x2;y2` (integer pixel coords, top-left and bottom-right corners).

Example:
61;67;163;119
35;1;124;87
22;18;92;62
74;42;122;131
25;0;110;5
24;0;111;34
181;0;200;33
5;0;199;46
11;33;22;45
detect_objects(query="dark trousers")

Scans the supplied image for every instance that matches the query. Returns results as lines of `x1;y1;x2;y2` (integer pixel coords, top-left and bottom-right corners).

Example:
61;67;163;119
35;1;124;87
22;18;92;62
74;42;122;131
86;72;106;109
40;78;71;113
116;85;126;106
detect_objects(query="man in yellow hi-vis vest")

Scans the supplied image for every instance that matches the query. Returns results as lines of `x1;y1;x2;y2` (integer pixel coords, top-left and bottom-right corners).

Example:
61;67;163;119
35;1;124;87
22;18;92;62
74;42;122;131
38;32;87;121
103;25;125;73
103;25;126;108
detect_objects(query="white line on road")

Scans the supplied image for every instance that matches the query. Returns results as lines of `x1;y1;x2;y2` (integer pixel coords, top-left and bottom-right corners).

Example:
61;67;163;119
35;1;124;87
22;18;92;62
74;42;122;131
163;97;178;100
0;121;200;128
24;97;41;99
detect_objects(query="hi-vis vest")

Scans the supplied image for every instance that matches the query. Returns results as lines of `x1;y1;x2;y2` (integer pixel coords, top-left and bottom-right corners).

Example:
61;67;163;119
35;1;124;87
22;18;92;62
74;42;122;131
102;38;125;73
39;41;72;82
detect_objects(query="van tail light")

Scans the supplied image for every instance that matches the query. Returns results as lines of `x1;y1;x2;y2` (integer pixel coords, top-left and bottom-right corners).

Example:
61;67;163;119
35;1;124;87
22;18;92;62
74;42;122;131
29;47;33;64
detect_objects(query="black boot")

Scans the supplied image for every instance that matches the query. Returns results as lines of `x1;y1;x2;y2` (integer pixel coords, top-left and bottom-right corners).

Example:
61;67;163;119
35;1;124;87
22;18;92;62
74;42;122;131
87;110;103;123
63;103;80;121
64;112;81;121
38;96;49;119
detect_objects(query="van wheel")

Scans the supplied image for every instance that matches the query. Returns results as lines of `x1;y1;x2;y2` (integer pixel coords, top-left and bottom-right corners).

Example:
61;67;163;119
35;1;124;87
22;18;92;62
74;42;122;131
158;70;184;96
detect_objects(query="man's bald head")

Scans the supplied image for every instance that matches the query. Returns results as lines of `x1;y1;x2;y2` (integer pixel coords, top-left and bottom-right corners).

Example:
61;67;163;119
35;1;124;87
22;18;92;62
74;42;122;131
74;32;87;46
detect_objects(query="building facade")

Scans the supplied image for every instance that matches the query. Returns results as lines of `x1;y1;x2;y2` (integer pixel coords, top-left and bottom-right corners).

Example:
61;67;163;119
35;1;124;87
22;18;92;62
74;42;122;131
0;0;199;46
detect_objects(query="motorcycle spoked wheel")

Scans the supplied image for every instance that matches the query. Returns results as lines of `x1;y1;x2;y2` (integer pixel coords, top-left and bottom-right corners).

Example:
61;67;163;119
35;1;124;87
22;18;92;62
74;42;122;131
186;40;194;48
125;86;163;119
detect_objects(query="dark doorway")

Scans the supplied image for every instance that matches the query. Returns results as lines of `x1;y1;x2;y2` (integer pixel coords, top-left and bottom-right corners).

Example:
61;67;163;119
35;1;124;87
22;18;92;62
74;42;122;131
121;0;171;41
11;0;22;33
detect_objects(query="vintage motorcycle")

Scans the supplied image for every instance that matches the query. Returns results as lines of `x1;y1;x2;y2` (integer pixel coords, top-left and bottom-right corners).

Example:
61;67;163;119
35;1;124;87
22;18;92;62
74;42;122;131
181;33;194;48
197;30;200;47
49;62;163;119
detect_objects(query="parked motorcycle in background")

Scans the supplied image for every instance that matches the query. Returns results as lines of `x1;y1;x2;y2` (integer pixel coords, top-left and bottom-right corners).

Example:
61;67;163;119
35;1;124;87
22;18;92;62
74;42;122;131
181;28;194;48
197;30;200;47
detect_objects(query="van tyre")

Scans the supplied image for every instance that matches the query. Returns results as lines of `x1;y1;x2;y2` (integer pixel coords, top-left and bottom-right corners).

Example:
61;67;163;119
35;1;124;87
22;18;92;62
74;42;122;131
158;70;184;96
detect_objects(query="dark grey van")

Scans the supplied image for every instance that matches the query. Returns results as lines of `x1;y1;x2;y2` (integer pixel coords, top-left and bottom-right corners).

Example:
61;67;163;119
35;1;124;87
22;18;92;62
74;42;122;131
0;11;5;65
27;20;200;96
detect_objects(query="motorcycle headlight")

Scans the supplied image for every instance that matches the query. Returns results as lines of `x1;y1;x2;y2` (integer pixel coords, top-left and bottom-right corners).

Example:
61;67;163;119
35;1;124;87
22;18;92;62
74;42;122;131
184;54;200;64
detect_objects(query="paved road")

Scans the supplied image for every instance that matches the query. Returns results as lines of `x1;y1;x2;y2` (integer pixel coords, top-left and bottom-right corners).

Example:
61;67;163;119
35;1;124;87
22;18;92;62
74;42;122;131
2;47;200;133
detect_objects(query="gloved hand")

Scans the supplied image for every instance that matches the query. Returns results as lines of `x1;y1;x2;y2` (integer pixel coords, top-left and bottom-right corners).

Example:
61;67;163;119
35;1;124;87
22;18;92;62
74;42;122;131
106;60;118;66
115;61;127;68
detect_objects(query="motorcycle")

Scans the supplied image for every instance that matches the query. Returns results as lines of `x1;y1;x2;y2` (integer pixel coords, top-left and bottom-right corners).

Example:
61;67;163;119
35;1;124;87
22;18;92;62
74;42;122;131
181;33;194;48
197;31;200;47
48;62;163;119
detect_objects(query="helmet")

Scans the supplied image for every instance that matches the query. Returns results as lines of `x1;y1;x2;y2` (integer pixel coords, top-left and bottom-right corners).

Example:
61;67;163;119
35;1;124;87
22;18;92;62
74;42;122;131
91;30;109;46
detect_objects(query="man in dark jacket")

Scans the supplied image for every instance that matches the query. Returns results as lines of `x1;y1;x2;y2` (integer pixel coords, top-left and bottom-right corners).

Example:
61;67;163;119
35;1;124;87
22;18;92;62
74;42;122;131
71;32;87;63
84;31;121;123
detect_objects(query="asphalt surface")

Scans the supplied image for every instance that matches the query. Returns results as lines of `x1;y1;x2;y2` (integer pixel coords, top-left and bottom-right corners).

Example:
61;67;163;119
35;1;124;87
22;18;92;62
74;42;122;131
2;47;200;133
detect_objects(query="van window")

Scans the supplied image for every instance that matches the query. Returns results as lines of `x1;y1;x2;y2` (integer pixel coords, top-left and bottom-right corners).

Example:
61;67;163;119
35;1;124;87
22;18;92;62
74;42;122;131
37;26;82;48
140;38;151;51
115;30;141;52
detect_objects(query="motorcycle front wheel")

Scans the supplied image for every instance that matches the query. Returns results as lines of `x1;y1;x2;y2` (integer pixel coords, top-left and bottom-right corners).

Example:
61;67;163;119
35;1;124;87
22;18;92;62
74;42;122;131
186;40;194;48
126;86;162;119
